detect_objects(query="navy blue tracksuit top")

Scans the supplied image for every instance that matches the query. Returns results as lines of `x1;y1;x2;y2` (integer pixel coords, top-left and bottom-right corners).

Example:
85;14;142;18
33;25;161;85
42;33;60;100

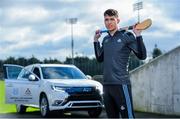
94;30;147;85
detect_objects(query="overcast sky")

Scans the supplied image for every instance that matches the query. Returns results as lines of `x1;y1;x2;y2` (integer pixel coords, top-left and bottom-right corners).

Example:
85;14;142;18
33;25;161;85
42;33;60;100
0;0;180;61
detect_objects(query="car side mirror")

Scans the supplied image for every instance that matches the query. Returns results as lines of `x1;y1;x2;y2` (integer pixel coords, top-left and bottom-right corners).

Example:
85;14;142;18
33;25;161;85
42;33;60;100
86;75;92;79
28;74;37;81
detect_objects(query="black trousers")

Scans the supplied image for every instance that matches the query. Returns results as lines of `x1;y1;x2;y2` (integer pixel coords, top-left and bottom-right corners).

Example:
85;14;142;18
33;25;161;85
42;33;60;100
103;84;135;118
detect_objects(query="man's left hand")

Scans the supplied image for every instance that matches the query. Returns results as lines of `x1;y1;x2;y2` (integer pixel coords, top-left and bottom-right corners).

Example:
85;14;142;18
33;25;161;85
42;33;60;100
133;24;142;37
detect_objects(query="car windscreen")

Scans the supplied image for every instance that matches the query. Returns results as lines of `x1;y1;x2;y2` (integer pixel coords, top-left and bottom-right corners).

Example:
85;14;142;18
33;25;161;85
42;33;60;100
41;67;87;79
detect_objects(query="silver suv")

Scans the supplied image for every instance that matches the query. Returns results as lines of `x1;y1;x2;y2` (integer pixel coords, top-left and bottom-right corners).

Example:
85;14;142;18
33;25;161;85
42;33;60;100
3;64;103;117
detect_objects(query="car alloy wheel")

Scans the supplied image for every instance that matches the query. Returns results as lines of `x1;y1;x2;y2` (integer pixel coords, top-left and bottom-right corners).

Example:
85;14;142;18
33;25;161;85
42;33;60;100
40;95;50;117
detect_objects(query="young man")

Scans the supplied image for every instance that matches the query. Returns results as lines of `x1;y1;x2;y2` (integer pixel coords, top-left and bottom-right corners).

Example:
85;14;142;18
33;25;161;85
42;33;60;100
93;9;147;118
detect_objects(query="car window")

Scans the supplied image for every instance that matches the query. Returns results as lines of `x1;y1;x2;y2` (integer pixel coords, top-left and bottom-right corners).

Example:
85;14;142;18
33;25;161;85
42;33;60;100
22;69;31;79
4;66;22;79
32;67;41;79
18;69;31;79
41;67;86;79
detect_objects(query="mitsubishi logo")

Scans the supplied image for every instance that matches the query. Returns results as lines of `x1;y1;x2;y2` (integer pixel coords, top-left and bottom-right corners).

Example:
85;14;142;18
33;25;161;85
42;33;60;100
25;88;32;96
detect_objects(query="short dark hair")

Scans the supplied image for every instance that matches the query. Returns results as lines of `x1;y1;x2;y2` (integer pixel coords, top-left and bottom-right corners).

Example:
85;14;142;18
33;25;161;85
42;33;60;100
104;9;119;17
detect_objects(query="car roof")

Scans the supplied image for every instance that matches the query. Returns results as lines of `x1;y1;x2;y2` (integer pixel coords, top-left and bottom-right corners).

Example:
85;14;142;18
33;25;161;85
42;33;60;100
27;64;76;68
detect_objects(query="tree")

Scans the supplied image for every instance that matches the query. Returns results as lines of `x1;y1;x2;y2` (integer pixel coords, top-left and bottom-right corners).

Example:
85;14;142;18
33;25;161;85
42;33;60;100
27;55;41;65
152;44;162;58
128;53;144;71
64;56;103;76
43;58;62;64
17;57;28;66
4;56;16;64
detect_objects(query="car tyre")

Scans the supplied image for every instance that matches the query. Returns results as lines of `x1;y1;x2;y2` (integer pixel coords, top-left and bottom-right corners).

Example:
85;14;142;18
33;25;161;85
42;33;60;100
40;94;51;117
88;107;102;118
16;104;27;114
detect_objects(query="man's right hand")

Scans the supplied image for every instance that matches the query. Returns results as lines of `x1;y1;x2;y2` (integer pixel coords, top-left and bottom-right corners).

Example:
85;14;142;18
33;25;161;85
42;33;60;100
94;30;101;42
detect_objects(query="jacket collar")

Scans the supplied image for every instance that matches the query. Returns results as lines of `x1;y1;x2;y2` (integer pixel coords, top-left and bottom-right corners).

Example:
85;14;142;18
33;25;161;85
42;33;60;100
108;30;121;37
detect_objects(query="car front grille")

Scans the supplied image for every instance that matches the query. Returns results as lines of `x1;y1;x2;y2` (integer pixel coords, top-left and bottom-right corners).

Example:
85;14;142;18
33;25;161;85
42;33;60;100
65;87;96;94
61;87;102;106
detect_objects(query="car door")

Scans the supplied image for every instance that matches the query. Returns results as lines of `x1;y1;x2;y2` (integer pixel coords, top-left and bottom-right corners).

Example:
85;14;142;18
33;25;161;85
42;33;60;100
3;64;24;104
29;66;41;105
16;66;40;105
3;64;40;105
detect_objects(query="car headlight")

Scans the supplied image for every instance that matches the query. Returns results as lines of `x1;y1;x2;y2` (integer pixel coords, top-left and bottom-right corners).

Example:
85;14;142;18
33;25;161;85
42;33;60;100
96;85;103;95
51;85;66;92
